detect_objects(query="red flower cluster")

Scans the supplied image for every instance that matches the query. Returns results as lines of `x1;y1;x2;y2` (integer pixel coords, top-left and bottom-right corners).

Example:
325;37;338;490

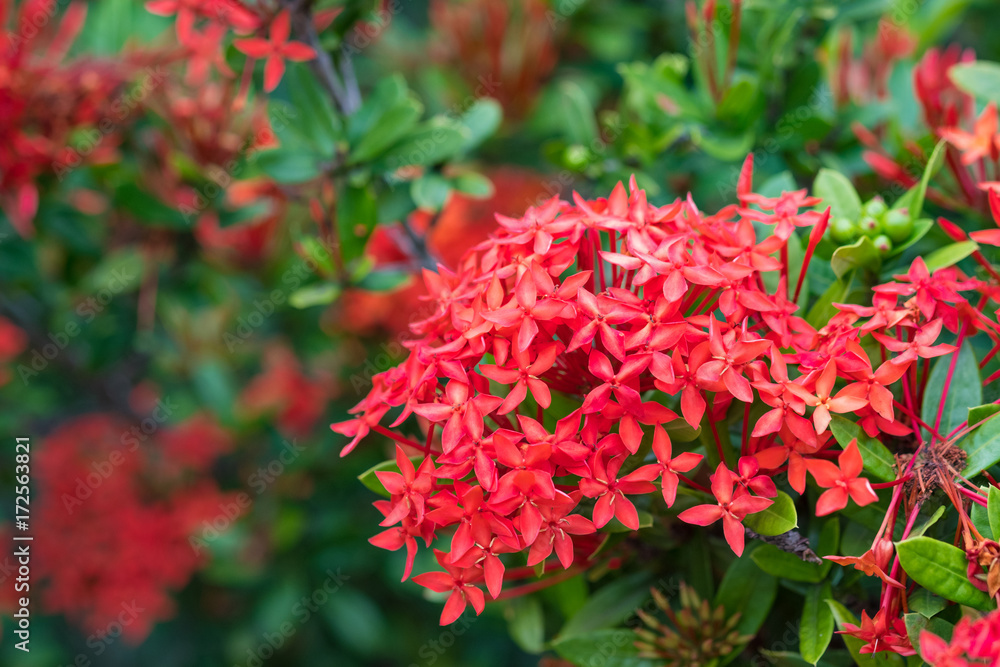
36;413;233;640
921;610;1000;666
334;157;976;625
0;0;154;237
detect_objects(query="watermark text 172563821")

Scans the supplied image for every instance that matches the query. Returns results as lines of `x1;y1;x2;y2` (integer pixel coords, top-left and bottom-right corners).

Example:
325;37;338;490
13;435;32;652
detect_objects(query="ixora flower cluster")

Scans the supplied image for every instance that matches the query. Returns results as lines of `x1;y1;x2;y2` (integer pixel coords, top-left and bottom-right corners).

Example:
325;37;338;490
35;413;233;641
334;156;996;640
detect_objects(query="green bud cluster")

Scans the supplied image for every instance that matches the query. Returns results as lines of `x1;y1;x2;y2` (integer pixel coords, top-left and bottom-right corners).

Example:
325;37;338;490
828;197;913;256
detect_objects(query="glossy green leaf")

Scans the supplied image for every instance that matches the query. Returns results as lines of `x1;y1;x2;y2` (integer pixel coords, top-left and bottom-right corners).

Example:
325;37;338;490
960;411;1000;477
289;283;342;309
452;172;495;199
715;544;778;637
506;597;544;654
895;536;993;610
336;181;377;264
990;486;1000;541
744;490;798;536
751;544;824;583
372;119;469;170
970;403;1000;426
349;96;423;164
457;98;503;151
831;236;880;279
410;174;453;211
921;342;980;441
907;588;947;618
814;169;862;223
923;241;978;273
551;629;657;667
949;61;1000;103
828;416;896;482
800;583;834;665
909;140;946;225
354;269;411;292
256;149;321;184
557;572;653;639
910;506;945;539
284;64;341;157
346;74;408;144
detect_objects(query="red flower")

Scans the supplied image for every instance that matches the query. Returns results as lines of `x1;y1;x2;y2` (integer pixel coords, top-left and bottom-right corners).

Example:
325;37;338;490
805;440;878;516
677;463;772;556
622;425;703;507
234;10;316;92
412;550;486;625
579;453;656;530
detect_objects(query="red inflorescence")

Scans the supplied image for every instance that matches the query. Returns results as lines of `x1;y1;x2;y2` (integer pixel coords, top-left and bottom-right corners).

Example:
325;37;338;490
334;157;979;625
35;413;233;641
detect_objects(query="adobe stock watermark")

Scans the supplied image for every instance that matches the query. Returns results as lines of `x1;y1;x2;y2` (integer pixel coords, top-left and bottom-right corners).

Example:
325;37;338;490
61;399;177;514
189;438;305;554
234;568;350;667
222;239;337;352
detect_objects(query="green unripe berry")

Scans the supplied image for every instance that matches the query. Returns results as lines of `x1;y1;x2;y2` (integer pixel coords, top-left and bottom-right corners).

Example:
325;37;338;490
882;209;913;243
858;215;882;238
873;234;893;255
829;217;857;244
865;198;888;218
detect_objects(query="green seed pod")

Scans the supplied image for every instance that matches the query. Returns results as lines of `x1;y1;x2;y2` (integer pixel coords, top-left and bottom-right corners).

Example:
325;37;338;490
883;208;913;243
829;217;857;244
873;234;893;255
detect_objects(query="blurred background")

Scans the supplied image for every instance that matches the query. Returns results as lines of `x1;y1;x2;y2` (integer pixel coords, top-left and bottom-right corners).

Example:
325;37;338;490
0;0;998;664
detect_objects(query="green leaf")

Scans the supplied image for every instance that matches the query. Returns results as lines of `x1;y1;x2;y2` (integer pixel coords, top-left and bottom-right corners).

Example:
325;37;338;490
81;248;146;295
909;140;946;225
114;182;189;228
559;81;599;145
284;64;341;157
827;600;906;667
410;174;453;211
904;613;954;661
716;77;759;123
372;119;470;170
949;61;1000;104
800;583;834;665
828;416;896;483
960;410;1000;477
354;269;412;292
921;342;981;441
907;588;947;618
557;572;653;639
814;169;862;223
895;536;993;610
551;630;657;667
715;544;778;637
744;490;798;536
336;181;377;264
923;240;978;273
289;283;342;309
831;236;880;279
256;149;321;184
349;96;423;164
750;544;824;583
346;74;408;144
457;98;503;151
989;486;1000;541
452;172;495;199
806;276;852;330
506;597;545;654
970;404;1000;426
909;506;945;539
